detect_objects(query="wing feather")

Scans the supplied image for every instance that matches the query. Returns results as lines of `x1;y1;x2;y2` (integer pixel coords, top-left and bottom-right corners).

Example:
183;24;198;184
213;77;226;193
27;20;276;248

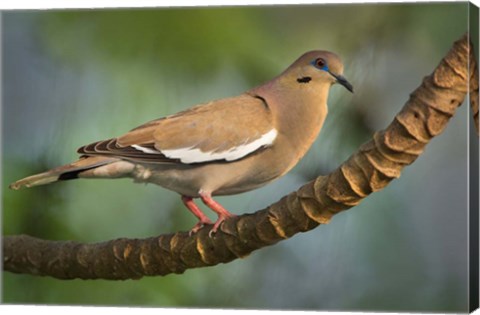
78;93;276;164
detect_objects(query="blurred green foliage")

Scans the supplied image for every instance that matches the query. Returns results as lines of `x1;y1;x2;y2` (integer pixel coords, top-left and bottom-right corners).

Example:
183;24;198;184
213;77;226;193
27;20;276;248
2;2;472;312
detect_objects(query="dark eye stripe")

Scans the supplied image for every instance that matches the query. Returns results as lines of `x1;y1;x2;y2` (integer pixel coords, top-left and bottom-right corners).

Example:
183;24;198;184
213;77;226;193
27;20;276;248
297;76;312;83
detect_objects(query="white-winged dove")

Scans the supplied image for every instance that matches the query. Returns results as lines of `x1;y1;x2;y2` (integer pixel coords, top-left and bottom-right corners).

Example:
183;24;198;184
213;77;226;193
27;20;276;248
10;50;353;235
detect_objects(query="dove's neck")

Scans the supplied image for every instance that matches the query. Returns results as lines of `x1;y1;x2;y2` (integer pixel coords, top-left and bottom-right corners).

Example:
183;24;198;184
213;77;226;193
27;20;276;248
252;78;330;141
248;77;330;170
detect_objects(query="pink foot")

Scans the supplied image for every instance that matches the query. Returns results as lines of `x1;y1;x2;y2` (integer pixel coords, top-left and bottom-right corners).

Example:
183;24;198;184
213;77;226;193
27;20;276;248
199;191;236;237
181;196;213;236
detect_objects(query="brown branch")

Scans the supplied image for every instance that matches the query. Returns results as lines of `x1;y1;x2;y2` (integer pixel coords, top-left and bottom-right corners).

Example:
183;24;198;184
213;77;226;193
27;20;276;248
3;33;477;280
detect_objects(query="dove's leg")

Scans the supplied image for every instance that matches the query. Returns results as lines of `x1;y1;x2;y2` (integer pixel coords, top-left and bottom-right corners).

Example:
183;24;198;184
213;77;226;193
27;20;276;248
181;196;213;235
199;191;236;236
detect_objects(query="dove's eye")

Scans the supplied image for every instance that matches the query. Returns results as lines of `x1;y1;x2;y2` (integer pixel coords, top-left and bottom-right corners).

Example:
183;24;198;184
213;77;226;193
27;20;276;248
312;58;329;71
315;58;326;68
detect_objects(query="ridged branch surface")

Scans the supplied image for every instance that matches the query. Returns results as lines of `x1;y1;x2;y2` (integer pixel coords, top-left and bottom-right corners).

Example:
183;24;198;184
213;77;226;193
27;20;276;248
3;34;478;280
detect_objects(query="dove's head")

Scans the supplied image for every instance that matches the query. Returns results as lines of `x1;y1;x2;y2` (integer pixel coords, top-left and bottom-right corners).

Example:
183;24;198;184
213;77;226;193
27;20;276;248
283;50;353;93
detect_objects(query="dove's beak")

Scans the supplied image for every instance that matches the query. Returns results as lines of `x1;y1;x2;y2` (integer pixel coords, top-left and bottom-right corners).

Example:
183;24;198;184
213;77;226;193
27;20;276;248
329;72;354;93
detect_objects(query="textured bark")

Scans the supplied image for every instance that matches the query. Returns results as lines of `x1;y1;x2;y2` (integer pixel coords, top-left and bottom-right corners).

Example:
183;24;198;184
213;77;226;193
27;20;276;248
3;34;478;280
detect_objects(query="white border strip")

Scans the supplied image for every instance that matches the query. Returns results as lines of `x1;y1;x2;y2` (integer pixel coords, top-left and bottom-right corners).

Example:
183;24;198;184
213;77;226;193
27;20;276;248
0;0;472;10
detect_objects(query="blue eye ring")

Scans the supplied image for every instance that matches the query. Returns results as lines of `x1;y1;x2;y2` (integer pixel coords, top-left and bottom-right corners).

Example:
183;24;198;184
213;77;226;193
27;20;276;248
312;58;329;71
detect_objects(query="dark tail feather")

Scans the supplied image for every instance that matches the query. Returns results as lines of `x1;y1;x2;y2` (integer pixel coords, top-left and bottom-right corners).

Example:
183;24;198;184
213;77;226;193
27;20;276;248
57;169;87;181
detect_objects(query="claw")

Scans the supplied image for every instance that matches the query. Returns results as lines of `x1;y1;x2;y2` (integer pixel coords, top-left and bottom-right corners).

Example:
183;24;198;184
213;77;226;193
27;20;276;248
208;213;236;237
189;218;213;236
208;229;216;238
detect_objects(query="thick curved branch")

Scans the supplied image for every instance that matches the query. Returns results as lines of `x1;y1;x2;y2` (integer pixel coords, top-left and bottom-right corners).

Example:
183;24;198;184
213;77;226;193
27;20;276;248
3;33;477;280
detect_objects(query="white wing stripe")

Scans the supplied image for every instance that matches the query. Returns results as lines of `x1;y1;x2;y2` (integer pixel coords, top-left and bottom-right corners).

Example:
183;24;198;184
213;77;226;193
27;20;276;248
161;128;278;164
131;144;160;154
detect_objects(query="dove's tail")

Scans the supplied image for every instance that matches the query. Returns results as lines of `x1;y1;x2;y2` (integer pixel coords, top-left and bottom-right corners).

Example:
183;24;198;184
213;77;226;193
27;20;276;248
9;156;128;190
